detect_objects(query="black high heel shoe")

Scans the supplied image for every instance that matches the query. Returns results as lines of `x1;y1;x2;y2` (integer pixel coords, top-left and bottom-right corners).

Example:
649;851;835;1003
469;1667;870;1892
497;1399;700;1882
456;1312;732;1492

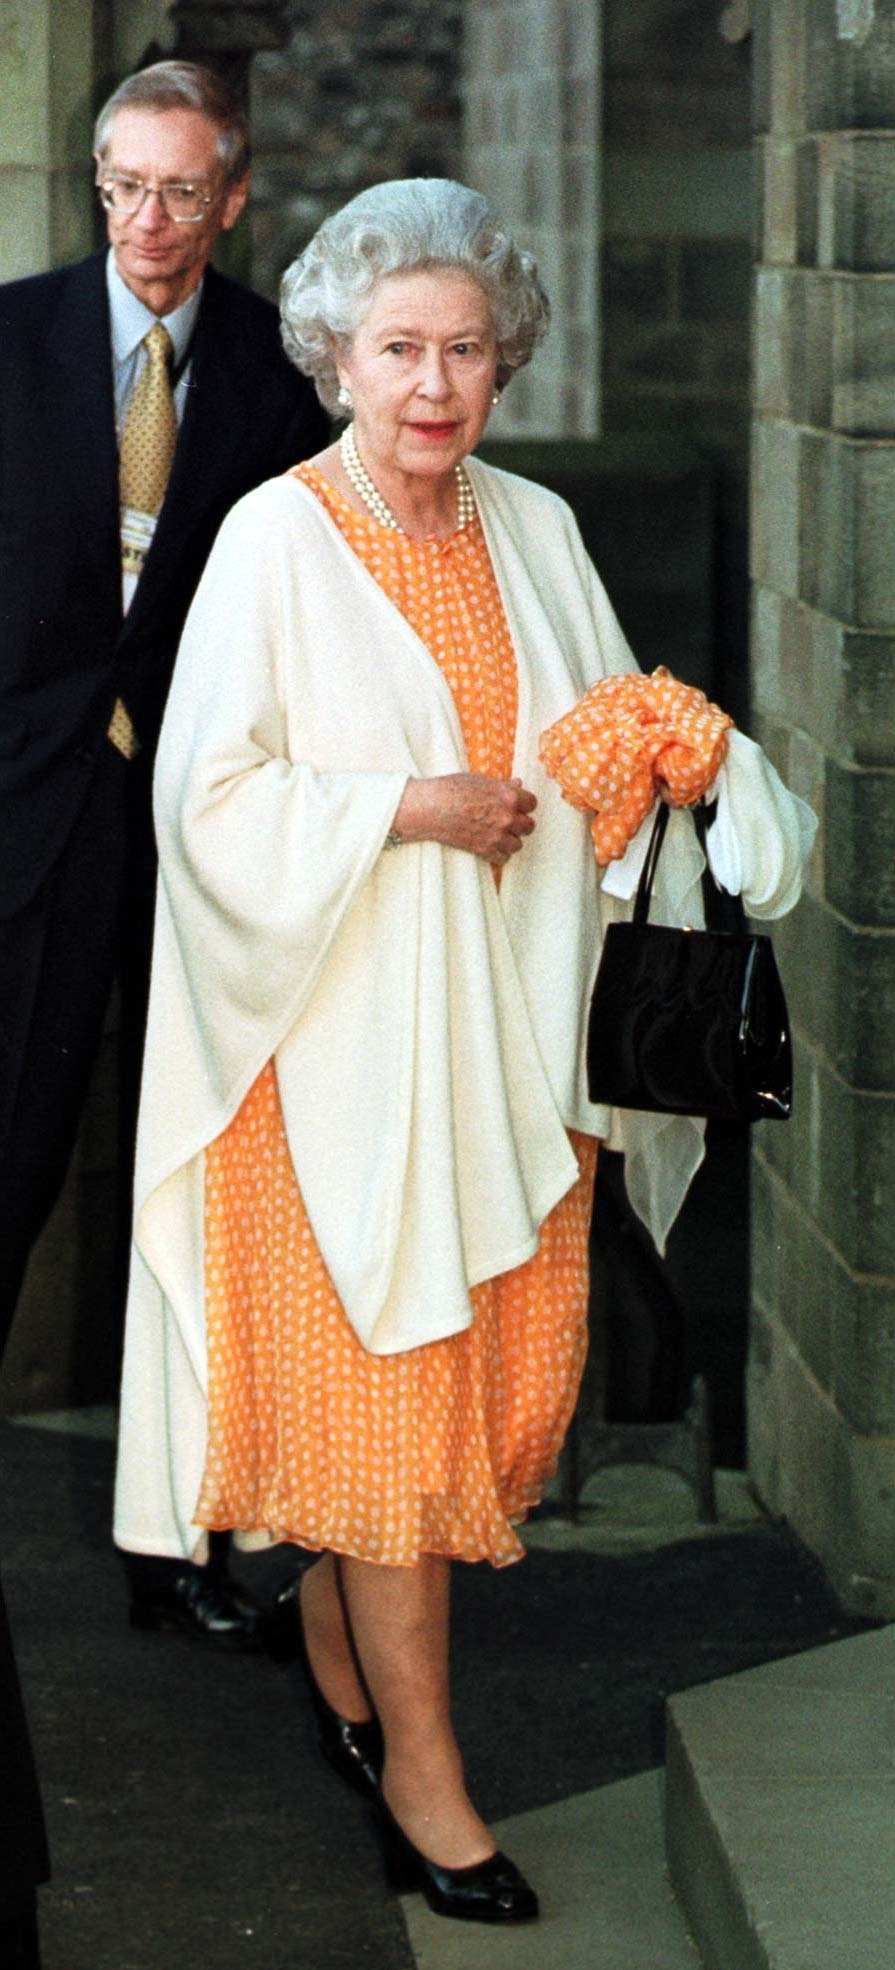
377;1797;539;1925
266;1578;384;1801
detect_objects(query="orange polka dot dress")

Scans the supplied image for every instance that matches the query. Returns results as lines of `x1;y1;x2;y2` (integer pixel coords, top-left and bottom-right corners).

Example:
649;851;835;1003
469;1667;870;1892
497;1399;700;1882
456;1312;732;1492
194;465;597;1568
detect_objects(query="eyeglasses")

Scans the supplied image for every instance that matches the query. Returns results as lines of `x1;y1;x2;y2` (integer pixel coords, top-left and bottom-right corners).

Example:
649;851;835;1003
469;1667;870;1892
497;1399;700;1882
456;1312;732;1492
97;174;215;223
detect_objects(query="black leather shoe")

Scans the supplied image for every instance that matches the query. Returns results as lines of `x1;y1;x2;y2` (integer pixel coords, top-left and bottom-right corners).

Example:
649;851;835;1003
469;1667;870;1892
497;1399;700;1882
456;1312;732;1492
377;1798;539;1924
129;1565;264;1651
267;1578;383;1800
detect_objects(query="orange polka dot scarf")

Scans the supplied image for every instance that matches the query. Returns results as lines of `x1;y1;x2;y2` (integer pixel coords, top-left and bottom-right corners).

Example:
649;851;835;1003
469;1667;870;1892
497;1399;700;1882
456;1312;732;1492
539;667;734;865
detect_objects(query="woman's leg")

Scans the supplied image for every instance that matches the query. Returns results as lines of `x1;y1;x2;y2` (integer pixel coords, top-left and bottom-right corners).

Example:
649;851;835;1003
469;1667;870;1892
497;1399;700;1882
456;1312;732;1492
340;1553;494;1868
298;1554;374;1723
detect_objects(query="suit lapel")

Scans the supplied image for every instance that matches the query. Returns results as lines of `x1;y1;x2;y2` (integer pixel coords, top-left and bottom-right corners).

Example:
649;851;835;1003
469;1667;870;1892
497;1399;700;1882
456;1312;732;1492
43;254;122;623
125;268;252;631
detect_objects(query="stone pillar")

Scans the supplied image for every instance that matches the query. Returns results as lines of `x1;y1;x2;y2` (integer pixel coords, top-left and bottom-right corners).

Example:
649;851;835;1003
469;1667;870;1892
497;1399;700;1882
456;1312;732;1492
463;0;601;438
0;0;97;279
749;0;895;1616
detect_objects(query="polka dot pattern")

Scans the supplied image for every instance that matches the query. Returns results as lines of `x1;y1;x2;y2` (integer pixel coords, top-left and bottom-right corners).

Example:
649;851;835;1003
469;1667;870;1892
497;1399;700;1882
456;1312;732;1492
539;665;734;865
194;468;598;1569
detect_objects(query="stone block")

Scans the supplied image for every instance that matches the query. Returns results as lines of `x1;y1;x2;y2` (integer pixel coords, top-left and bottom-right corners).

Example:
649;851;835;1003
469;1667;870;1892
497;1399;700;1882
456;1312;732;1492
667;1637;895;1970
0;166;50;278
753;592;895;767
753;267;833;425
818;131;895;273
756;136;799;263
825;758;895;927
818;1068;895;1276
749;708;825;826
750;583;787;722
836;625;895;763
751;591;831;757
748;1301;895;1615
757;134;820;265
799;430;895;630
766;0;810;138
757;265;895;435
794;134;821;265
752;1156;895;1433
750;417;802;598
835;1276;895;1438
831;274;895;436
772;892;895;1094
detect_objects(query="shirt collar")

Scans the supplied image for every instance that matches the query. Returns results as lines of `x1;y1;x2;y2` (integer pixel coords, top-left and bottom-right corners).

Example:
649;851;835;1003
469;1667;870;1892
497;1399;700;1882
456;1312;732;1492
106;249;203;369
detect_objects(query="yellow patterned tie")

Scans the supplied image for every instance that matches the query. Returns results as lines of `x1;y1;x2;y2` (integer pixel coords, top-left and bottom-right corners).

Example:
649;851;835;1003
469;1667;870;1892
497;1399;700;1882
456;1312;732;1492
110;323;178;757
119;321;177;566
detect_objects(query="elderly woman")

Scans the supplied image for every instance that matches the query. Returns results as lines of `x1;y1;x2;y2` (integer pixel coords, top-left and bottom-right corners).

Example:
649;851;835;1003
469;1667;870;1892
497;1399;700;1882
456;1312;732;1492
114;178;812;1924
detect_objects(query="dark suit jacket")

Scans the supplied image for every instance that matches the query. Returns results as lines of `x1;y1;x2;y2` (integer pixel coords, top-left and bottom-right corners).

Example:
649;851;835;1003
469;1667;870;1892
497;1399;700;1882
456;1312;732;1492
0;250;328;918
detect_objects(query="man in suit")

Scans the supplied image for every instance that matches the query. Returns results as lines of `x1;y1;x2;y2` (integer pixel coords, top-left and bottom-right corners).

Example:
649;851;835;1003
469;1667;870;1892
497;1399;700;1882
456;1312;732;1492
0;60;327;1963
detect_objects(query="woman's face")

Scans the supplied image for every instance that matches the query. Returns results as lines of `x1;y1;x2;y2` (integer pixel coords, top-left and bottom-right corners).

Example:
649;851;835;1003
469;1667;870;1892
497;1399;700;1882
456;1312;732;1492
336;268;499;484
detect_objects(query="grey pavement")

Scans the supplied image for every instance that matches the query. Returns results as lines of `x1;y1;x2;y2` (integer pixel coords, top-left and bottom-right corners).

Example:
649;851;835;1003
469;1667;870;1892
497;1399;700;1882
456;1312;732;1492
1;1408;874;1970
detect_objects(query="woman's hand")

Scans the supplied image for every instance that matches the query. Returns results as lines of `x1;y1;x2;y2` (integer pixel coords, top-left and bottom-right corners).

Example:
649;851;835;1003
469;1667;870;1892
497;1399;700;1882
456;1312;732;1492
392;773;537;867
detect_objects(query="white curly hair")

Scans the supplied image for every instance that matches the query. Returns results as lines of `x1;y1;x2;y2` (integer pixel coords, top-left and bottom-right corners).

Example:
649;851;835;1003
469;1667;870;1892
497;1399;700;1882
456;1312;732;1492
279;177;550;415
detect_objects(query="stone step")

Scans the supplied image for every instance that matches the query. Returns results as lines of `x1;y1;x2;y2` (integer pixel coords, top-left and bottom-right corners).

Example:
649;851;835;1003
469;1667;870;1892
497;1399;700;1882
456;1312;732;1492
398;1769;700;1969
665;1623;895;1970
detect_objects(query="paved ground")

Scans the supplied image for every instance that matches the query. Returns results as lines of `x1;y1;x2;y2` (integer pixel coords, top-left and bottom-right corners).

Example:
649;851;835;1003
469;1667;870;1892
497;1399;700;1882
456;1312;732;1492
1;1413;875;1970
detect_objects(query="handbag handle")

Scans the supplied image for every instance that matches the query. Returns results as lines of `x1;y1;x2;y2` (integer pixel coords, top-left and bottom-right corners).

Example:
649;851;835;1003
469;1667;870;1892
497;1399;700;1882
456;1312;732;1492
632;798;734;929
632;801;671;925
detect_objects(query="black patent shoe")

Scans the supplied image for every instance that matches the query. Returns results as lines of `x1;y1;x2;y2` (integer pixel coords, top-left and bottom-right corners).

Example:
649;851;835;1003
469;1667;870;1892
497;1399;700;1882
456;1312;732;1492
378;1799;539;1924
128;1565;264;1651
268;1579;384;1800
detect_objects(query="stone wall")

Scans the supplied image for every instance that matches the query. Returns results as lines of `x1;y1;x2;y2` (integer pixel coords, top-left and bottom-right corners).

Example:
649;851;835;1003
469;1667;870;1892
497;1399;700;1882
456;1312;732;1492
248;0;463;302
463;0;601;440
748;0;895;1616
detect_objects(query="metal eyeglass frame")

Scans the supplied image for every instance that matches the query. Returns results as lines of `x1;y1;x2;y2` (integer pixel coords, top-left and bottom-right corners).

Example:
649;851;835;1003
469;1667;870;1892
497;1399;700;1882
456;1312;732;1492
96;175;215;223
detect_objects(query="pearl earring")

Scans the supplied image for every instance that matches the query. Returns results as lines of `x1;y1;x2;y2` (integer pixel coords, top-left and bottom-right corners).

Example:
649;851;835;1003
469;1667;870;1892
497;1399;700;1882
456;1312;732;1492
491;389;501;407
337;384;353;412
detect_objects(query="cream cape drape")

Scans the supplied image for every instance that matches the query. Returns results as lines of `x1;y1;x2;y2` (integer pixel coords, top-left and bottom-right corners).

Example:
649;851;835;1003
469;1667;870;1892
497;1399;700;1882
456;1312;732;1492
114;460;812;1557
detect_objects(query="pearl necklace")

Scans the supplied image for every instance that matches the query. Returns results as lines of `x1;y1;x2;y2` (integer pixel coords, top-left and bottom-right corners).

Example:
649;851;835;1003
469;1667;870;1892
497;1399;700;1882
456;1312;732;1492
340;424;476;534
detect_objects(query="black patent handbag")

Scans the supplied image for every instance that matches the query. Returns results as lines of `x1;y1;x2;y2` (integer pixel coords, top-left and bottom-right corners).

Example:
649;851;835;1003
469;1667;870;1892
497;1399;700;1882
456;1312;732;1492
586;801;792;1122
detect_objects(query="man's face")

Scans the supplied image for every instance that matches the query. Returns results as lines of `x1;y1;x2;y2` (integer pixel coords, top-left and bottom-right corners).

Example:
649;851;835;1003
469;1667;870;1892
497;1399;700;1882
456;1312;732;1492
95;105;248;314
